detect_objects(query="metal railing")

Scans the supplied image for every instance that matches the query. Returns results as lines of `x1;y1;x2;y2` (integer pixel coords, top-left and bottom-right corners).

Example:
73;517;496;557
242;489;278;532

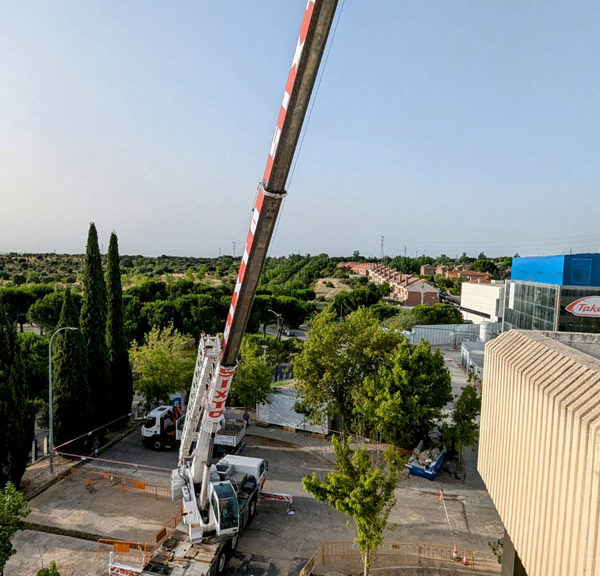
299;542;501;576
98;538;150;567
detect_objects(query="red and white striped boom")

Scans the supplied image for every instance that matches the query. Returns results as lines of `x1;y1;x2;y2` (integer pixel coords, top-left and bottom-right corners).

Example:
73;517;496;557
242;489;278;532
221;0;337;367
200;0;338;432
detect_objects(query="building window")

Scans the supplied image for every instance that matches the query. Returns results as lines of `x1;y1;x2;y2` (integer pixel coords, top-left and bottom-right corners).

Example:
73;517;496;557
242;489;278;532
571;258;592;285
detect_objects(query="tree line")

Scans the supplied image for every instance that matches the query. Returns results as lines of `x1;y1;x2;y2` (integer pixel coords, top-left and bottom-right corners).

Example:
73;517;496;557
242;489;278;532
0;223;133;488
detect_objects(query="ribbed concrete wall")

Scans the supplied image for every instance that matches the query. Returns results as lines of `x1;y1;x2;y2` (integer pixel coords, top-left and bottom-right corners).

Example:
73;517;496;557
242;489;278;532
478;330;600;576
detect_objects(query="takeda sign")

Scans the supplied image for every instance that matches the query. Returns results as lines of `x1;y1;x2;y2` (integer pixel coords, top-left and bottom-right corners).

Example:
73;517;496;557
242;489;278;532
565;296;600;317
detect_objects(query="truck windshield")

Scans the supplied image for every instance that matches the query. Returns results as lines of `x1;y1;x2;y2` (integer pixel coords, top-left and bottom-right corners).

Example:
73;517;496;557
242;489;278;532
213;483;239;532
143;417;156;428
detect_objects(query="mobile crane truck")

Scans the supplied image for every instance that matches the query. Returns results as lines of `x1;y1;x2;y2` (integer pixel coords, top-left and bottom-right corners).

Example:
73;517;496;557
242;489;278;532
108;1;338;574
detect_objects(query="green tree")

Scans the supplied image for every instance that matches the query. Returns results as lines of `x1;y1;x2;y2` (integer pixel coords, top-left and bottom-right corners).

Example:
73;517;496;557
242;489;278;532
442;381;481;461
381;309;416;333
471;259;498;276
37;561;61;576
411;303;462;325
105;233;133;426
0;306;32;487
52;289;90;446
18;332;48;401
356;340;452;447
0;482;30;574
0;285;53;331
130;324;195;410
26;292;82;335
303;438;402;576
80;223;110;427
294;308;403;435
230;338;273;410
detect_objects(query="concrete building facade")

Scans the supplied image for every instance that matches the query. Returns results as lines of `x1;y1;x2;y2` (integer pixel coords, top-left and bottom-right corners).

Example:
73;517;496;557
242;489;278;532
478;330;600;576
460;282;505;324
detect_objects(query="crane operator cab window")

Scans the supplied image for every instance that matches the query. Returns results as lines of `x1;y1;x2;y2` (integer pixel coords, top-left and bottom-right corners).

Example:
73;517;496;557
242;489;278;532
212;482;239;534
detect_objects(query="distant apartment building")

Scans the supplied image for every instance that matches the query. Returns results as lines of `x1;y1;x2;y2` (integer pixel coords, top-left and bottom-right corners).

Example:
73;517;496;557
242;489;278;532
368;263;439;305
503;253;600;333
419;264;436;276
459;270;492;284
434;264;492;284
337;263;439;306
460;282;504;324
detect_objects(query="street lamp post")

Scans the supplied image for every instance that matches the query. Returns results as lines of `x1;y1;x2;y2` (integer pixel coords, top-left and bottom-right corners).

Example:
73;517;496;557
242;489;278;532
49;326;78;474
268;309;283;341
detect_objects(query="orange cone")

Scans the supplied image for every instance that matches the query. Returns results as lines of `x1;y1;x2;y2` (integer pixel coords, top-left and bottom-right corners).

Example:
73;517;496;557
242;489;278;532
462;552;469;566
452;544;459;560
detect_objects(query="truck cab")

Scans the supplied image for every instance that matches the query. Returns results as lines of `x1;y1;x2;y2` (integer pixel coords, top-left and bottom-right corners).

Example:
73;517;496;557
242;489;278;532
141;405;178;450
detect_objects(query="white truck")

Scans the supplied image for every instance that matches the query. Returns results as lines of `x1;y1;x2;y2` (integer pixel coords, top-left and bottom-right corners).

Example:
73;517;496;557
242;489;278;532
141;405;247;456
109;1;337;573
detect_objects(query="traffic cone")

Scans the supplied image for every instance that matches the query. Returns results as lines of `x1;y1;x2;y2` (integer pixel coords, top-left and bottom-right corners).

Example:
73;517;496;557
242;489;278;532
452;544;459;560
462;552;469;566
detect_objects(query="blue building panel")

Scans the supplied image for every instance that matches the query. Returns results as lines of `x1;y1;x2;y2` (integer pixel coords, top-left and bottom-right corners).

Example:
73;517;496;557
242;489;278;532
512;254;600;287
511;255;566;285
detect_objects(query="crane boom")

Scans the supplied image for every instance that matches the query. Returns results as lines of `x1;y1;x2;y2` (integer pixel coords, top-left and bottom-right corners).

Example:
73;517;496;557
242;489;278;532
173;0;338;546
221;0;338;367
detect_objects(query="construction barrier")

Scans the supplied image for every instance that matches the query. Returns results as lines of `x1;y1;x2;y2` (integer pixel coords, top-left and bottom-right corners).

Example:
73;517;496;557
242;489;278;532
299;542;501;576
58;467;170;499
154;510;183;547
98;539;150;569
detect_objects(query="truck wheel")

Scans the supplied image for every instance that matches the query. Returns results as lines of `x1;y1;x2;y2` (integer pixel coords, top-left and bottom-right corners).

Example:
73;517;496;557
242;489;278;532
249;496;257;519
152;438;162;451
216;550;228;575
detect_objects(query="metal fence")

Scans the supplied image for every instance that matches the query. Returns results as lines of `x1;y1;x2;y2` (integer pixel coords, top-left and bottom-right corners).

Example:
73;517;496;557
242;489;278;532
98;538;150;568
407;323;501;348
299;542;501;576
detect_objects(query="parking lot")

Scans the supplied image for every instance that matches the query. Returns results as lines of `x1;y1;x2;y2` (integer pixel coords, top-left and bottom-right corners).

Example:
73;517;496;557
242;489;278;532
6;422;502;576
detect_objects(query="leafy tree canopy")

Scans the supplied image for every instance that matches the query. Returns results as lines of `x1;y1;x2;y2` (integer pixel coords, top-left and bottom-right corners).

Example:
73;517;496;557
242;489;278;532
0;482;30;573
294;308;404;434
230;337;273;410
471;259;498;275
442;382;481;457
355;340;452;447
27;291;82;334
303;438;403;575
411;303;462;325
130;323;195;409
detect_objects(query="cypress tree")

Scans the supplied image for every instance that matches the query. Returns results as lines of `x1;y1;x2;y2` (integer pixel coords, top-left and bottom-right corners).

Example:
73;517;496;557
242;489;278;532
0;305;31;486
80;223;110;427
106;232;133;426
52;289;90;446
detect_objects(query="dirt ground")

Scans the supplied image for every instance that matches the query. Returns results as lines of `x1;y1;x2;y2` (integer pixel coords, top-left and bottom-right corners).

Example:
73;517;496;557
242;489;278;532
6;427;180;576
313;278;353;300
6;418;503;576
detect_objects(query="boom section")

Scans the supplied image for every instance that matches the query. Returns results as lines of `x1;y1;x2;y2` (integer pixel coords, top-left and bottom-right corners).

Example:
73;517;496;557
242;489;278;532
220;0;338;367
